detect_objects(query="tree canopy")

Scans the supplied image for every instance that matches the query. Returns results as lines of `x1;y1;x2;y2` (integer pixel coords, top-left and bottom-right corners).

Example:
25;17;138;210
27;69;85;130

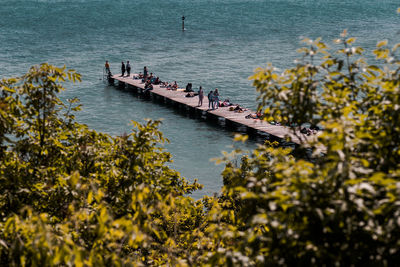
1;31;400;266
216;31;400;265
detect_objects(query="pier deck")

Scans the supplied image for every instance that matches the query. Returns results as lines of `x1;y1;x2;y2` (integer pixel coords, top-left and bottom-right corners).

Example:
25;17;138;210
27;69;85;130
111;74;310;145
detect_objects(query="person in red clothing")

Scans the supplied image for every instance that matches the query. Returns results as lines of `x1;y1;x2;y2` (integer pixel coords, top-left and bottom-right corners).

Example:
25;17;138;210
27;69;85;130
105;61;110;75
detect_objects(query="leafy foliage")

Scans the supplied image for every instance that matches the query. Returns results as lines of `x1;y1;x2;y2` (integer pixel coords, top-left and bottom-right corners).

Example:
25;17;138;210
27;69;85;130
213;31;400;265
0;64;204;266
2;32;400;266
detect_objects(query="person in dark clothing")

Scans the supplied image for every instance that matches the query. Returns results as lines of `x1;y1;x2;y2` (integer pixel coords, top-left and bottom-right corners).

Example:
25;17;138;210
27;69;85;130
185;83;193;92
154;77;161;85
208;90;214;109
213;88;220;109
144;80;153;93
172;81;178;90
120;62;125;77
143;66;148;78
126;61;131;77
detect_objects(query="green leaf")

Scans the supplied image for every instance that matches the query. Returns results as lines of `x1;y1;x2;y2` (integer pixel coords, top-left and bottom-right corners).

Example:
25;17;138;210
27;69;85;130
377;39;388;48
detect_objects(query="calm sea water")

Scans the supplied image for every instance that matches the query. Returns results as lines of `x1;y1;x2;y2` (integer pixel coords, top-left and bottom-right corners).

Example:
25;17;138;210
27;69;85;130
1;0;399;198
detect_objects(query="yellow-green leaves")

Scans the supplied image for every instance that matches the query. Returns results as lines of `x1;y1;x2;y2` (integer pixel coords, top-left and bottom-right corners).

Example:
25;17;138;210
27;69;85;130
377;39;388;48
346;37;356;44
222;31;400;265
233;134;248;143
2;30;400;266
0;64;208;266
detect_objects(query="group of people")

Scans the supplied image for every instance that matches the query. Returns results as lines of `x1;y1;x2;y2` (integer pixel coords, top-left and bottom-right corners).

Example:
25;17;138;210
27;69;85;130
104;62;320;135
186;85;228;111
140;67;160;92
163;81;178;90
105;60;131;77
245;111;263;119
104;60;132;77
105;61;252;112
120;61;132;77
138;67;180;93
199;88;235;110
104;61;246;113
136;67;164;86
205;89;220;110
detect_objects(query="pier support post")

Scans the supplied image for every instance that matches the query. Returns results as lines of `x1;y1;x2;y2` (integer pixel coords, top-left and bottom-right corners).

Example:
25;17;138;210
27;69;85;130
246;127;258;136
108;77;114;86
206;112;219;123
117;81;125;89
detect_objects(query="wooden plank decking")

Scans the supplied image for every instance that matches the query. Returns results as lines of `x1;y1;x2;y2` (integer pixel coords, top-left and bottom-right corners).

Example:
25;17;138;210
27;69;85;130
111;74;310;145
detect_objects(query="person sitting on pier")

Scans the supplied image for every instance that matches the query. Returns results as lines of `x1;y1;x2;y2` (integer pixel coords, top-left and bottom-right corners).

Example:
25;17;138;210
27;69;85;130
153;77;161;85
229;105;247;113
161;81;169;88
141;72;151;83
245;111;263;120
144;80;153;93
141;75;148;83
221;98;233;107
184;83;193;92
135;72;142;79
148;73;155;83
172;81;178;90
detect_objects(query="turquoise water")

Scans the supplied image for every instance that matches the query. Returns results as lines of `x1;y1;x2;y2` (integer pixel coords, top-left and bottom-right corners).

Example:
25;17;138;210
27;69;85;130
1;0;399;198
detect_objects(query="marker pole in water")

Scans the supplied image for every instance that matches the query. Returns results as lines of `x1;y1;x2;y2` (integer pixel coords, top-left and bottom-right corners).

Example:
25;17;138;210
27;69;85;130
182;15;185;31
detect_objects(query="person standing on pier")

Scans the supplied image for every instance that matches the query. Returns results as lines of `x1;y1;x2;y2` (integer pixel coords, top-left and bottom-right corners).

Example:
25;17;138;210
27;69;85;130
143;66;148;78
208;90;214;109
198;86;204;106
213;88;220;109
105;61;111;75
120;61;125;77
126;61;131;77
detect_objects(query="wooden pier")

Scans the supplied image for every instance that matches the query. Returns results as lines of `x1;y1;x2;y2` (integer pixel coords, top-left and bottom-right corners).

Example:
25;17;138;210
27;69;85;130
110;74;310;145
